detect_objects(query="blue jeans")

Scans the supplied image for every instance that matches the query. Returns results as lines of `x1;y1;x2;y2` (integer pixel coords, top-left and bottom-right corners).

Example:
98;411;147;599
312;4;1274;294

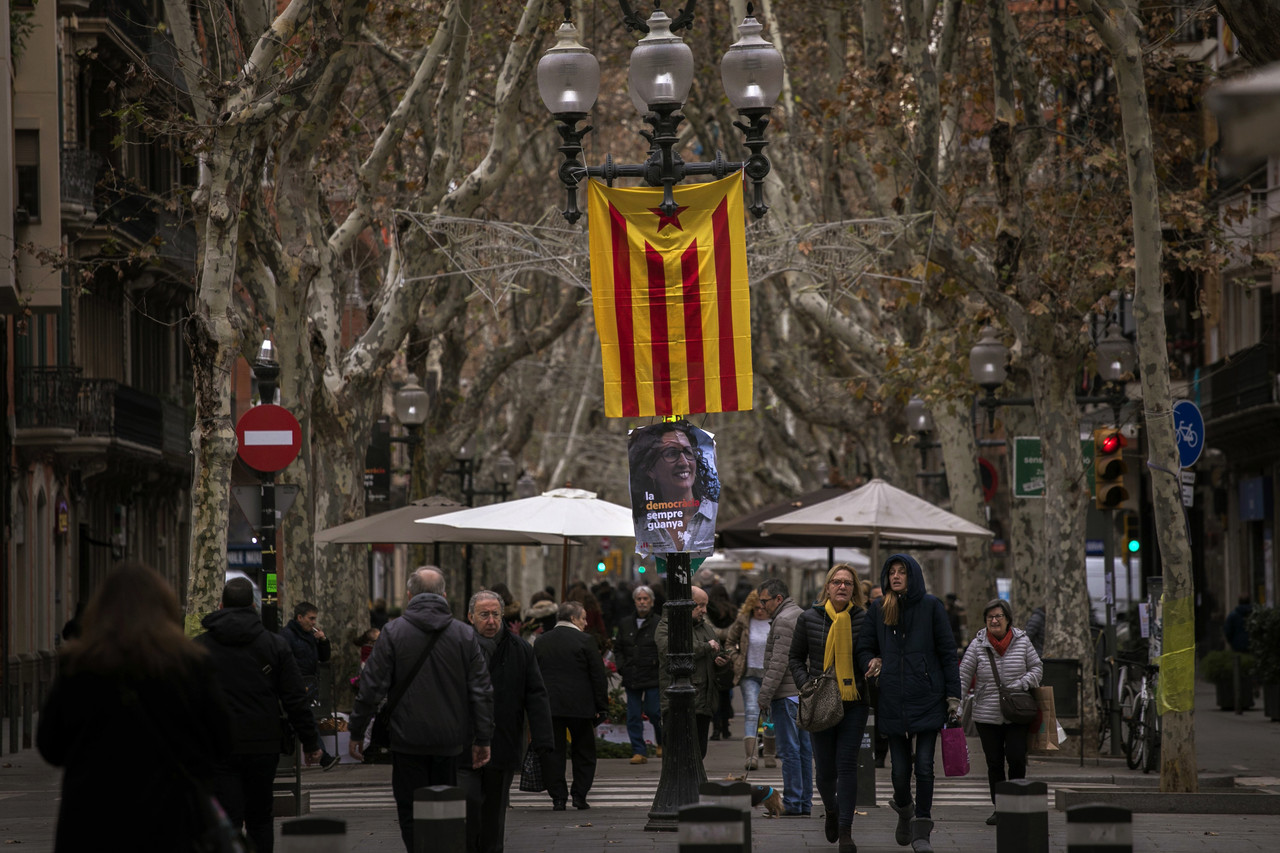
887;730;938;818
625;687;662;756
811;702;870;828
740;677;762;740
771;697;813;814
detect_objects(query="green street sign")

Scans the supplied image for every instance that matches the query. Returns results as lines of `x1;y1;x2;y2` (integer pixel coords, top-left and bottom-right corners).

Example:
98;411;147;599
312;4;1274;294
1013;435;1096;499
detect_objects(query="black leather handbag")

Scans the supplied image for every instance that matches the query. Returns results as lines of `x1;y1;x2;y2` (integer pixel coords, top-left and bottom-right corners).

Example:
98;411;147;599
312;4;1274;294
986;647;1038;725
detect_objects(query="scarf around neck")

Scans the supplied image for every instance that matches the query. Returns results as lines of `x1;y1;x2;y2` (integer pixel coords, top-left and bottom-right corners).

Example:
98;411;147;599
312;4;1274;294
988;628;1013;656
823;600;860;701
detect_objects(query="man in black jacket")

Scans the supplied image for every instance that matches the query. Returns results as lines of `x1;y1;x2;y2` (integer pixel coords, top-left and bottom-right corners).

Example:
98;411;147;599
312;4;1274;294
534;601;609;810
461;590;553;852
349;566;494;851
197;578;322;853
613;584;662;763
282;600;339;770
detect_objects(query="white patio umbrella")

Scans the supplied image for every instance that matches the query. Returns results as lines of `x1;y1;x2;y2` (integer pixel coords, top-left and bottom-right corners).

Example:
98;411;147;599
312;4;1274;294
314;495;563;546
723;546;870;570
422;488;635;596
762;478;993;572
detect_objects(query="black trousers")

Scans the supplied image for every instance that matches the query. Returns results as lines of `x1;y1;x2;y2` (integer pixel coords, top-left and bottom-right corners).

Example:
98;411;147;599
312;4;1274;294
975;721;1029;801
543;716;597;804
458;765;516;852
696;713;713;758
212;752;279;853
391;752;457;851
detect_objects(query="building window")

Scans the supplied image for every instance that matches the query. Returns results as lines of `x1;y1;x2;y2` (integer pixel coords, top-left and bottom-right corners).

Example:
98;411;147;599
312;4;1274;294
15;130;40;221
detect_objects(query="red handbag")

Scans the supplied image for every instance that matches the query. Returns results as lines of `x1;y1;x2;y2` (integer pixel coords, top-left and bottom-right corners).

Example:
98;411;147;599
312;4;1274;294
940;721;970;777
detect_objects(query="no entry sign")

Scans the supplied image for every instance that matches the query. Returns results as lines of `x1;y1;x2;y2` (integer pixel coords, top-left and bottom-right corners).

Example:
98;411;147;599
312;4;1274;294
236;404;302;473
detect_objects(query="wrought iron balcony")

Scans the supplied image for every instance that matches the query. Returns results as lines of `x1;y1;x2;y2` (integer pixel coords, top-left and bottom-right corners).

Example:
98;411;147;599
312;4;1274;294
61;145;103;214
1200;340;1277;423
15;367;81;432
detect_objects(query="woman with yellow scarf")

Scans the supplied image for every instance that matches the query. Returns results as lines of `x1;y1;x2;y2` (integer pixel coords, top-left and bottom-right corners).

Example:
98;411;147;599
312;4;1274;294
788;564;869;853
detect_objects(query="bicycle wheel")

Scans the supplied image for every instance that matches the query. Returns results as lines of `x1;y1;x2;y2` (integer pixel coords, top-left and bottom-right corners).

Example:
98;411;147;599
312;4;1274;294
1118;681;1137;756
1142;699;1160;774
1125;694;1146;770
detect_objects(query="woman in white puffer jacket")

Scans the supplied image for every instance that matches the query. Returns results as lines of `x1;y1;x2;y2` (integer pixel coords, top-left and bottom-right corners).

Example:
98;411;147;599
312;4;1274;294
958;598;1043;826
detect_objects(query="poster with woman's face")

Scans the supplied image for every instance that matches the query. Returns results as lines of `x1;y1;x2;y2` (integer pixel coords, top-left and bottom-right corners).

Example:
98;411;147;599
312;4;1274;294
628;422;720;558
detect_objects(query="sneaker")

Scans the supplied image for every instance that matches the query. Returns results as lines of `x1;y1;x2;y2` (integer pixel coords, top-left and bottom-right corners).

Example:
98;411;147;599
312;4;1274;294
320;752;340;771
629;753;648;764
985;811;998;825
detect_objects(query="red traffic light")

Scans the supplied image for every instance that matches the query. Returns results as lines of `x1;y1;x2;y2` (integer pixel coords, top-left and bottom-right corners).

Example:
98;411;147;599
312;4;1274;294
1098;433;1122;455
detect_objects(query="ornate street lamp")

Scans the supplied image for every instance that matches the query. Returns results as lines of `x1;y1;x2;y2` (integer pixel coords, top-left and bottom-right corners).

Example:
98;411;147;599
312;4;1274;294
537;1;784;830
904;396;941;477
537;1;785;222
393;374;430;433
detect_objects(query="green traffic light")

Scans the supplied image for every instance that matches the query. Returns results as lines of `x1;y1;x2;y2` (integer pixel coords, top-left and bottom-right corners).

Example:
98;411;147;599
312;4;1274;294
637;565;646;573
1127;538;1140;553
596;560;607;572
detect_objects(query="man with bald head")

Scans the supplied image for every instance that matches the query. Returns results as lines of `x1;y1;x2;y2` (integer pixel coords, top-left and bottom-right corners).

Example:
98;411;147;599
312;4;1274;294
350;567;494;851
655;585;721;758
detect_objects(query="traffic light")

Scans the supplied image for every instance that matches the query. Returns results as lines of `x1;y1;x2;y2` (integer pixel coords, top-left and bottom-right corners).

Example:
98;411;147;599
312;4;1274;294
1123;513;1141;555
596;559;607;573
1094;428;1129;509
637;564;646;574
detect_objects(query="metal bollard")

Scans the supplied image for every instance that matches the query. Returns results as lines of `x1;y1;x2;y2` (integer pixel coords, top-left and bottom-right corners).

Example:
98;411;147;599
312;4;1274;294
678;804;747;853
995;779;1048;853
281;817;346;853
413;785;466;853
856;710;877;807
1066;803;1132;853
699;780;751;853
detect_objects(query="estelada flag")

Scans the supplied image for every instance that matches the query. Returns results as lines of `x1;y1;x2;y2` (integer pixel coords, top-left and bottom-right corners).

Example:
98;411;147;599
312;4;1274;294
587;173;752;418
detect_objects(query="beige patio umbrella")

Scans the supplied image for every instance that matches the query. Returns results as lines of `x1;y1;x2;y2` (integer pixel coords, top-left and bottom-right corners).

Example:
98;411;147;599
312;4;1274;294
761;478;993;572
314;495;563;546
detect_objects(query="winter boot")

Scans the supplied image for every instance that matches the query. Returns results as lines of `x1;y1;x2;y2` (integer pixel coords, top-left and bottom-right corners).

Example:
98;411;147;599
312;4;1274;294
888;799;913;846
762;730;777;768
909;818;934;853
838;827;857;853
743;737;758;771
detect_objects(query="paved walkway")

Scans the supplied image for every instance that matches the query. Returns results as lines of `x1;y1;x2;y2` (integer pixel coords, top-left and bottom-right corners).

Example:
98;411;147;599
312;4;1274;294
3;679;1278;850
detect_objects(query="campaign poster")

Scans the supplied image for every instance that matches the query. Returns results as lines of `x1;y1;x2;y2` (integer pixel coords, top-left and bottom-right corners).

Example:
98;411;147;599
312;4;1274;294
628;422;720;558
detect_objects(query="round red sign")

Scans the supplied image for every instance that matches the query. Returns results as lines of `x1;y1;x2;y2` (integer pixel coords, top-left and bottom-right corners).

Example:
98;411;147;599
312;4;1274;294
235;404;302;473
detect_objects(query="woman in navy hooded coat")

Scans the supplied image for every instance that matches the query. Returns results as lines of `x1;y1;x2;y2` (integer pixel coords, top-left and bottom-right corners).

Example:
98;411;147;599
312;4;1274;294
858;554;961;853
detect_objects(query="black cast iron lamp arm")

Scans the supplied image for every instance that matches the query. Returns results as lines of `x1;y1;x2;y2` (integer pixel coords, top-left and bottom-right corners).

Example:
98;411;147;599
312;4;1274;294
538;2;783;223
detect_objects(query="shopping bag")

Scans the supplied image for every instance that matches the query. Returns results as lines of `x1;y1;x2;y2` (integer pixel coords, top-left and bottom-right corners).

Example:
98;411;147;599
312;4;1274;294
518;745;545;792
960;692;978;737
1028;686;1059;752
940;723;970;777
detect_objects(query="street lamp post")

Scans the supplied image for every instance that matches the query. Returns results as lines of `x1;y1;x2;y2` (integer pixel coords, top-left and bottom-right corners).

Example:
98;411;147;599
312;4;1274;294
447;443;518;605
537;1;785;831
253;336;282;632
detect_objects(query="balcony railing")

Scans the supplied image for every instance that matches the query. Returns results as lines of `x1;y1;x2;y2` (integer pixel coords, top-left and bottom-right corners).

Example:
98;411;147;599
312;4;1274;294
15;368;188;457
61;146;103;211
1201;341;1278;422
15;367;81;430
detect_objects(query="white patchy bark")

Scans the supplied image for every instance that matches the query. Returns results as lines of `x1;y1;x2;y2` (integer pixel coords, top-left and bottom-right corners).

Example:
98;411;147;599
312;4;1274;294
1076;0;1198;793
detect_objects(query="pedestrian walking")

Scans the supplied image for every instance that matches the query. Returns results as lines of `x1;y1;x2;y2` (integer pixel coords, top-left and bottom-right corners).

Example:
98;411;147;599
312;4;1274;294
723;590;770;770
534;601;610;810
1224;595;1253;653
959;598;1043;825
38;563;232;853
348;566;494;851
858;554;961;853
656;585;722;758
613;584;663;763
460;591;554;852
790;564;871;852
756;577;813;817
282;600;340;770
197;577;323;853
1025;604;1046;656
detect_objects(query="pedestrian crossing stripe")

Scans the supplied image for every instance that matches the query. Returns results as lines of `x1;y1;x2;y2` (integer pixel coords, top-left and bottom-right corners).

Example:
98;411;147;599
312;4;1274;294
306;778;1066;812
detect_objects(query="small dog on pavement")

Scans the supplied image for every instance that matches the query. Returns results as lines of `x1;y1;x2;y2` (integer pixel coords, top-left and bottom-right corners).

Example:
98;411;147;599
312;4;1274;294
721;772;784;816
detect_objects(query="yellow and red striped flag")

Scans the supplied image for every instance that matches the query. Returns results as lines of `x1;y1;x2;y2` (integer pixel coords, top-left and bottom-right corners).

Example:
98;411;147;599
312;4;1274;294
587;173;752;418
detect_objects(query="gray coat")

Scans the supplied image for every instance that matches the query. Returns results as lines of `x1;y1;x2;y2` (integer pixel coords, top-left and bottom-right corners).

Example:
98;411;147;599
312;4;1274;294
958;627;1043;725
758;597;803;708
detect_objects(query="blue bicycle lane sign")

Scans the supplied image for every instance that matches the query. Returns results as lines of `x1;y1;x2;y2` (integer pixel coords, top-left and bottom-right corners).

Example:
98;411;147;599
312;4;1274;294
1173;399;1204;469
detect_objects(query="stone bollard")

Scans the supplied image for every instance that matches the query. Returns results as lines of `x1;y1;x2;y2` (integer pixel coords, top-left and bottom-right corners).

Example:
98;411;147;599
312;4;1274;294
678;804;747;853
699;780;751;853
413;785;466;853
281;817;346;853
1066;803;1132;853
857;710;877;807
995;779;1048;853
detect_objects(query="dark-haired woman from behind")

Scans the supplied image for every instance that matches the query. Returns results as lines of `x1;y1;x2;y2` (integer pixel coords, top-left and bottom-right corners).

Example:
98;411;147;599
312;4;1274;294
38;563;231;852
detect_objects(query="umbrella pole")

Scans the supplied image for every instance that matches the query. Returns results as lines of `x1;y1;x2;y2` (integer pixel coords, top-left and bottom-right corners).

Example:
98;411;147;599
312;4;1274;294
560;537;569;600
871;533;880;578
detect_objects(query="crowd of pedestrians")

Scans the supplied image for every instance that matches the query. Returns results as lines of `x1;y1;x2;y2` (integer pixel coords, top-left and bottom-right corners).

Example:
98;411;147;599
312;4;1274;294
37;552;1051;853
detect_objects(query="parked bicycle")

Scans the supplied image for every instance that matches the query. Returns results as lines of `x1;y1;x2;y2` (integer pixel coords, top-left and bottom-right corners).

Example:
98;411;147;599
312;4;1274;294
1094;653;1140;755
1125;660;1160;773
